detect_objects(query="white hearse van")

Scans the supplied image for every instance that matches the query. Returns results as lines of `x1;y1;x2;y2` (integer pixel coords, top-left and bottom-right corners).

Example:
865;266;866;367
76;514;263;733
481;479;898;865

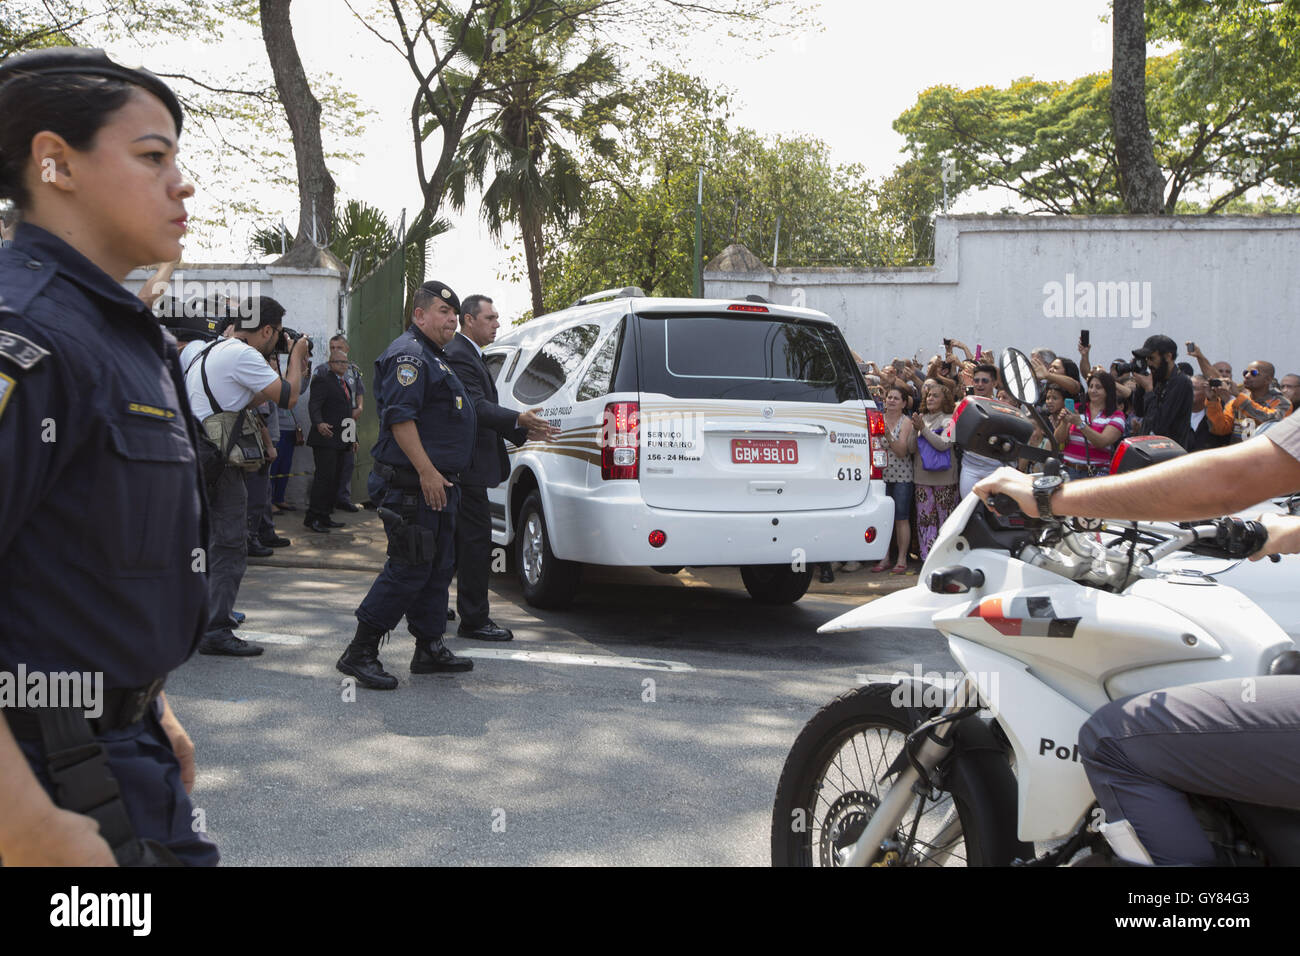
482;290;894;608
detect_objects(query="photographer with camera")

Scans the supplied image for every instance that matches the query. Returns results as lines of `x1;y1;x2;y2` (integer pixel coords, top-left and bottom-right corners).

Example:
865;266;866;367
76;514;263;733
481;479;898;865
1123;334;1193;450
1203;359;1291;443
185;295;309;656
1189;375;1232;452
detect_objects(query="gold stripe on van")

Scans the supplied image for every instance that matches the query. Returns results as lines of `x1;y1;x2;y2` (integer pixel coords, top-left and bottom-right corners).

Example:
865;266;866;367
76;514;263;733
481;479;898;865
508;445;601;467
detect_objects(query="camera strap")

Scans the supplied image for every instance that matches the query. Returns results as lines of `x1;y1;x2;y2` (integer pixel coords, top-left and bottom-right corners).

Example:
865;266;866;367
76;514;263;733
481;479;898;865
195;339;251;464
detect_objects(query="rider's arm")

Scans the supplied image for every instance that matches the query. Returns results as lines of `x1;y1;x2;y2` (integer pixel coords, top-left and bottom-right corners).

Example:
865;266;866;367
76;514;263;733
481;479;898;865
977;430;1300;522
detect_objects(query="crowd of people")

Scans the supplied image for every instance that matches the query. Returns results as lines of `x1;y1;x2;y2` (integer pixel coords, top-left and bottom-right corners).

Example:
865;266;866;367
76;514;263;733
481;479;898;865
831;334;1298;577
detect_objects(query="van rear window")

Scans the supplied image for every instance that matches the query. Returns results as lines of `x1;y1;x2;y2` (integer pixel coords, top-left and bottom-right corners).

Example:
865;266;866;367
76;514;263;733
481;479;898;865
636;315;861;403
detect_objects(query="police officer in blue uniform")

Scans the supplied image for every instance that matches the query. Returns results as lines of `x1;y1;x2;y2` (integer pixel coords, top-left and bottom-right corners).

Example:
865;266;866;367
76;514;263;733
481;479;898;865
337;280;478;690
0;49;217;865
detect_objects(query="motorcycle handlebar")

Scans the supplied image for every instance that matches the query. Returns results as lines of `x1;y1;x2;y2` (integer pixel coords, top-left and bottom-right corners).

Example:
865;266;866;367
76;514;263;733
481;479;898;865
1186;518;1281;563
985;493;1024;517
978;499;1282;565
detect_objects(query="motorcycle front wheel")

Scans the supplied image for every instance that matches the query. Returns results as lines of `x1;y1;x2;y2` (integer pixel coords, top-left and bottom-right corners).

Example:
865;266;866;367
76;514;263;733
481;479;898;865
771;682;1020;867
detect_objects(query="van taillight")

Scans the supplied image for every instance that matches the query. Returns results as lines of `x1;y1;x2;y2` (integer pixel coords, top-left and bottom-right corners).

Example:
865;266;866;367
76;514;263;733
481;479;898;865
602;401;639;480
867;408;886;480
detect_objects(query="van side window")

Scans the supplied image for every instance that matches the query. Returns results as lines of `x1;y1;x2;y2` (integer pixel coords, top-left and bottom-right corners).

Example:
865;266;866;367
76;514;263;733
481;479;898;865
513;323;601;404
575;323;624;402
483;351;507;384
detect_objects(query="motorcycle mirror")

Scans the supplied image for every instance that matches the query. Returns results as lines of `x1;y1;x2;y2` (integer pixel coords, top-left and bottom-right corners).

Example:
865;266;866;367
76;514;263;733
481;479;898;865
999;348;1040;407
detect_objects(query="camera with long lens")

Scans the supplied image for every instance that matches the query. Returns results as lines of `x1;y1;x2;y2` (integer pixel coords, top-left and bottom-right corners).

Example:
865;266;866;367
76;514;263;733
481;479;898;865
1111;358;1147;376
277;326;313;357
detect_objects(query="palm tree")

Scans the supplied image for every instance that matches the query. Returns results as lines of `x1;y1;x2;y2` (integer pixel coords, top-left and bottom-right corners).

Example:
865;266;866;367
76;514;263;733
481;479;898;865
444;6;625;317
250;198;446;297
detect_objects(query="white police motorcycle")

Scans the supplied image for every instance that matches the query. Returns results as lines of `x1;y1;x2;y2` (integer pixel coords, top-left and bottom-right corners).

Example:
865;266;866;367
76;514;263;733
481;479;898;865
771;349;1300;866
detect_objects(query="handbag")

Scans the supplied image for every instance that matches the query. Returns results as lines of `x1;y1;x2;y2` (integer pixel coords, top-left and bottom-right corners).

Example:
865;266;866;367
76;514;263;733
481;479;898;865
919;425;951;472
194;340;267;475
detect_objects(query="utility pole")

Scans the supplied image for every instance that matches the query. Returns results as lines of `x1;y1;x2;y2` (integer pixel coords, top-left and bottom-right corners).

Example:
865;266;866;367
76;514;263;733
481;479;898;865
694;168;704;298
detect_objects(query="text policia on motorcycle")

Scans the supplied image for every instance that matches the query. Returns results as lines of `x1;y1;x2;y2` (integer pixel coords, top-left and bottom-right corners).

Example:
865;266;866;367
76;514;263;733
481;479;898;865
773;347;1300;868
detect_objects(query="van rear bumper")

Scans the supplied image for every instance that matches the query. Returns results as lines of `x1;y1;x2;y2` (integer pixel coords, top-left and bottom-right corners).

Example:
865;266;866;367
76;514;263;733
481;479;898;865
539;487;895;566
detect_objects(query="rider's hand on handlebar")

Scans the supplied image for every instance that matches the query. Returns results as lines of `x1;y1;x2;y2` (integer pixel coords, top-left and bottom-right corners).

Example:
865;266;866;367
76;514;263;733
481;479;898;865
1248;513;1300;561
973;467;1040;518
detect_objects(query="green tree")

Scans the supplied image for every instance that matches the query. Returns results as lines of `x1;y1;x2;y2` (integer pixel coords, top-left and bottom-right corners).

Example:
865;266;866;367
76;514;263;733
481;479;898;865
251;199;444;295
894;0;1300;214
346;0;804;295
536;70;914;316
1;0;368;242
444;1;625;317
1111;0;1165;212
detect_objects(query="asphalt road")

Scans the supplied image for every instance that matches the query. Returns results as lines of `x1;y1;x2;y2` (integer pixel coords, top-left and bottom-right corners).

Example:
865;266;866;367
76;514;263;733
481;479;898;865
166;565;952;866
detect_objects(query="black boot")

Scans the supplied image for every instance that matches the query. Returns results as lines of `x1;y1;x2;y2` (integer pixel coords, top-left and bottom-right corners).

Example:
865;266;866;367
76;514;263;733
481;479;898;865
410;635;473;674
336;622;399;690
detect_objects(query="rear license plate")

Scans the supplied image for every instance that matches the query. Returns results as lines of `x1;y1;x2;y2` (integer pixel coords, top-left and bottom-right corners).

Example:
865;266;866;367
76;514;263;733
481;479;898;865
732;439;798;464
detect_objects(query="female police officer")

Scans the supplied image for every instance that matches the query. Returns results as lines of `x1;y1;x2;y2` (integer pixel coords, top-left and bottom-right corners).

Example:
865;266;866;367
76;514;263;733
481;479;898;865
0;49;216;865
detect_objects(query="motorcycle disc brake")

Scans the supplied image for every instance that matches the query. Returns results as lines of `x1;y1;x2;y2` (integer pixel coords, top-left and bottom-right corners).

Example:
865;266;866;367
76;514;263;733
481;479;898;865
821;790;880;867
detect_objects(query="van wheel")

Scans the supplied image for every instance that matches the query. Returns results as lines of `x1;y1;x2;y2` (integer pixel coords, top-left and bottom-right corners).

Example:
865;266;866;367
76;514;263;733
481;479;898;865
516;491;580;608
740;565;814;604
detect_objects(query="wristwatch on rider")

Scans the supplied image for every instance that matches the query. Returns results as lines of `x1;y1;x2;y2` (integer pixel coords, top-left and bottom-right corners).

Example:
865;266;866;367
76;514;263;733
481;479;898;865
1032;474;1065;518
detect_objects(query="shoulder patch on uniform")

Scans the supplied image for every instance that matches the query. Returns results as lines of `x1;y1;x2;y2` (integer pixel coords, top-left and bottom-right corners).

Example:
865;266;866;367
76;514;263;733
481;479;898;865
396;362;419;387
126;401;177;421
0;329;50;371
0;372;15;423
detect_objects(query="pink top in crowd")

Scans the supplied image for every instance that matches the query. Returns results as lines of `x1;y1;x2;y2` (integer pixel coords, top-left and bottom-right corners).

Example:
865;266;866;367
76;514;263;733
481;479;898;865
1063;408;1126;470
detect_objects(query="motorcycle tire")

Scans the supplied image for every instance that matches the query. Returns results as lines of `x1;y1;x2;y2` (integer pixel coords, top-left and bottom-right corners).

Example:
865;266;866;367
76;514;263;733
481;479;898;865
771;682;1028;867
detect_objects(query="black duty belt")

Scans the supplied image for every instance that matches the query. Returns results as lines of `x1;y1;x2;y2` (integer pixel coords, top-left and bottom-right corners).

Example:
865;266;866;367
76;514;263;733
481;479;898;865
0;677;166;741
375;462;460;489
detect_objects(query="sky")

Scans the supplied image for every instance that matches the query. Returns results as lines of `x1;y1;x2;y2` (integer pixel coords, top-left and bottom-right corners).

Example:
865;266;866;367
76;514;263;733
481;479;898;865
160;0;1120;320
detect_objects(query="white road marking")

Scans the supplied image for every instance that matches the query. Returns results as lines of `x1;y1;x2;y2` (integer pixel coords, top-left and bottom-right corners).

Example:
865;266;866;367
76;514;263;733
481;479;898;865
233;631;694;672
459;648;694;672
239;630;310;646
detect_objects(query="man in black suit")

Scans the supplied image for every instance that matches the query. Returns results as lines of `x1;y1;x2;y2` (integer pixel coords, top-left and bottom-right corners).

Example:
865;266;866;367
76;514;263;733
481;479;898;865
305;348;355;533
445;295;559;640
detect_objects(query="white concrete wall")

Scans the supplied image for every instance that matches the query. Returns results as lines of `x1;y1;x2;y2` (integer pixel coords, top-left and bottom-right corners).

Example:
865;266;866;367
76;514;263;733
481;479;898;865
705;215;1300;378
124;262;344;508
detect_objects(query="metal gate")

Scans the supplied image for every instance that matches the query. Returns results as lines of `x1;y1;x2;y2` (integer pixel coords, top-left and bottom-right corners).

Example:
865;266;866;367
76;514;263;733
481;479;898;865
344;245;410;502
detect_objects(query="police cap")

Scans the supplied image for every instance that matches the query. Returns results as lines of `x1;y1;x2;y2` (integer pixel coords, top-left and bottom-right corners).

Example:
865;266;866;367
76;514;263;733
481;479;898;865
0;48;184;136
418;280;461;317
